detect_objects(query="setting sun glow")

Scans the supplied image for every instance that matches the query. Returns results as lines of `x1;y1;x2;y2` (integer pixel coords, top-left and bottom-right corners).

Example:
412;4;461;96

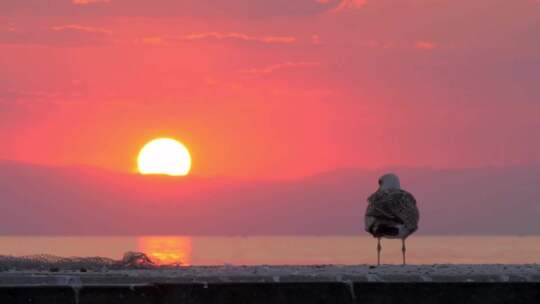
138;236;192;265
137;138;191;176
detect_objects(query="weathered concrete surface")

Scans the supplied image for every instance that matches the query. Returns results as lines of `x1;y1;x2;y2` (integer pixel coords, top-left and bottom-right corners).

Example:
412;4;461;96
0;265;539;303
3;264;539;284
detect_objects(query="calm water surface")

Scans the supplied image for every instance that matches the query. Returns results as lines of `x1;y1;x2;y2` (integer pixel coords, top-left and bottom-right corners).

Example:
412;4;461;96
0;236;538;265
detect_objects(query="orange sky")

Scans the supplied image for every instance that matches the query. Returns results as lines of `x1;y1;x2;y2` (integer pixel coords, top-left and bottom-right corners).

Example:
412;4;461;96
1;0;540;178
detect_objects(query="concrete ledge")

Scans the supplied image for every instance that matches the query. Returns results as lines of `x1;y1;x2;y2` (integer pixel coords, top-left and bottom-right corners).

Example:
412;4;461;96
0;265;539;303
1;282;539;304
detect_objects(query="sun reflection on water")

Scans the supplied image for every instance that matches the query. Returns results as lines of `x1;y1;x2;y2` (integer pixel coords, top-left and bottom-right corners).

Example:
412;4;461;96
137;236;192;265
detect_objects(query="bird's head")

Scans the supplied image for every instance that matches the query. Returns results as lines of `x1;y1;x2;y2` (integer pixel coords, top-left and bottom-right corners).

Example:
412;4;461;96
378;173;401;190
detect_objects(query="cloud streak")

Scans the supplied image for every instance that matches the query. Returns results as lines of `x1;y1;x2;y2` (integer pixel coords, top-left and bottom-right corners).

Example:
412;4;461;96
181;32;296;44
0;25;113;46
415;41;438;50
241;61;322;76
136;32;297;46
51;25;112;35
72;0;110;5
330;0;367;12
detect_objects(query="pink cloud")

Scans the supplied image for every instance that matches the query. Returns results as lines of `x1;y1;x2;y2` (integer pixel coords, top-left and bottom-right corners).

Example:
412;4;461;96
134;32;296;46
261;36;296;44
51;25;112;35
331;0;367;12
0;24;113;46
242;61;322;76
415;41;438;50
181;32;296;44
72;0;110;5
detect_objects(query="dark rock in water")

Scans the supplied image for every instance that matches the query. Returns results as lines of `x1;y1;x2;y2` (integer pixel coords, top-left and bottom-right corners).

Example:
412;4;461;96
119;252;155;268
49;267;59;272
80;268;87;272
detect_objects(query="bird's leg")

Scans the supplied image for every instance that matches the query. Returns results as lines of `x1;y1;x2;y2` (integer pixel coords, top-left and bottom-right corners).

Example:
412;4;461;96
401;238;406;265
377;237;382;266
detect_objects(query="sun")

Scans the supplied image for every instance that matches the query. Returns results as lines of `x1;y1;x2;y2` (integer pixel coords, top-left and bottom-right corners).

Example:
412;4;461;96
137;138;191;176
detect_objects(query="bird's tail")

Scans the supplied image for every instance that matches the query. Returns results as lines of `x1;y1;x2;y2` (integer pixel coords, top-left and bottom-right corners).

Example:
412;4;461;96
371;225;399;237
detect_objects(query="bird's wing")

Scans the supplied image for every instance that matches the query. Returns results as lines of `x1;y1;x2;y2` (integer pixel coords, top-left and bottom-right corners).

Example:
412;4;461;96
366;189;419;231
365;191;400;233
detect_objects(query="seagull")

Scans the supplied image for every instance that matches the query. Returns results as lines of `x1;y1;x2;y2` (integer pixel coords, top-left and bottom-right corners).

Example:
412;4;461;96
365;173;419;265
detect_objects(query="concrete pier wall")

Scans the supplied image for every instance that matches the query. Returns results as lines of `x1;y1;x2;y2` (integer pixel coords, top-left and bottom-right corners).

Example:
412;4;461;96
1;265;539;303
1;282;539;304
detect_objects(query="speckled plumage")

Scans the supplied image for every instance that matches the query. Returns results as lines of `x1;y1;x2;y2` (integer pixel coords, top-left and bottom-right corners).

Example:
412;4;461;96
365;188;419;239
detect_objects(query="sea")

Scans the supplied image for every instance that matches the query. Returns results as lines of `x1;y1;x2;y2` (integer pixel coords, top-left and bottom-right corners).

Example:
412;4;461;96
0;236;538;266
